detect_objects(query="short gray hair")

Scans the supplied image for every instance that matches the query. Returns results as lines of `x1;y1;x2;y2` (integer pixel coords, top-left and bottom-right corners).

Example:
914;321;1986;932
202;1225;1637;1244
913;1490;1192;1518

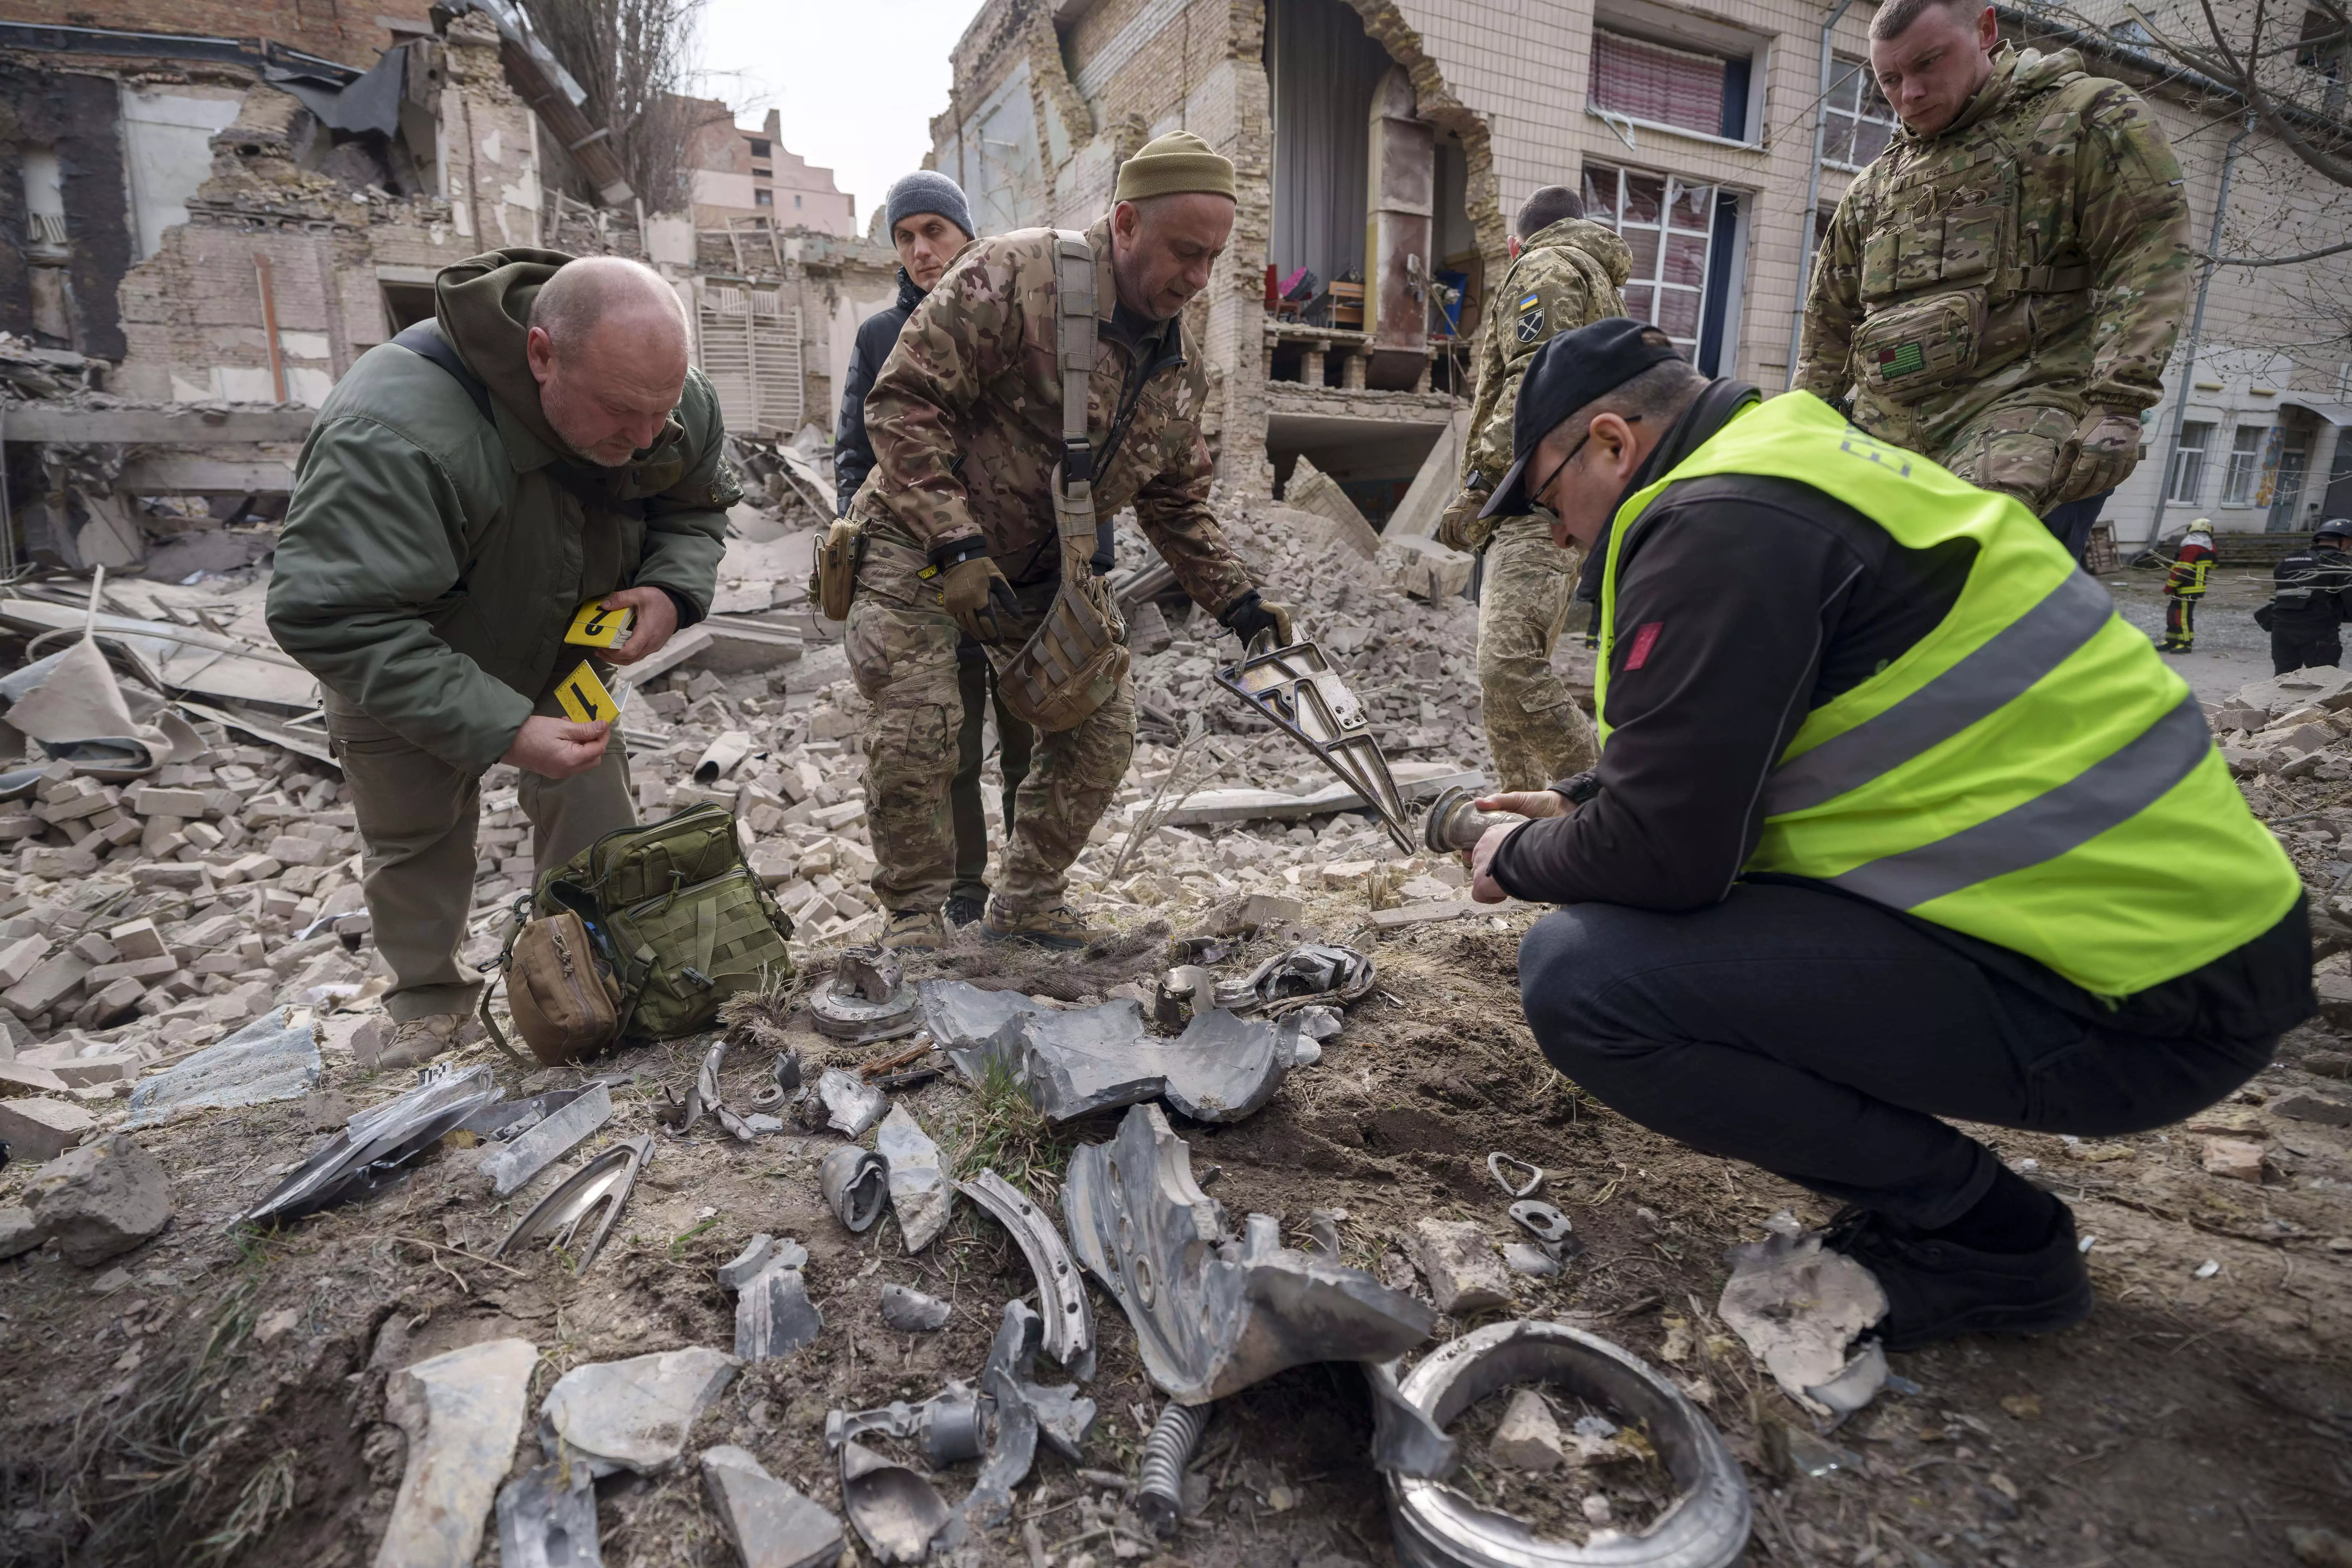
530;256;688;358
1561;354;1708;440
1869;0;1985;41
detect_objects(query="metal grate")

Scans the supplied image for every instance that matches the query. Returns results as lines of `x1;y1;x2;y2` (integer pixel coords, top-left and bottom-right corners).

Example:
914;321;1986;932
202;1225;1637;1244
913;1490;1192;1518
696;284;803;436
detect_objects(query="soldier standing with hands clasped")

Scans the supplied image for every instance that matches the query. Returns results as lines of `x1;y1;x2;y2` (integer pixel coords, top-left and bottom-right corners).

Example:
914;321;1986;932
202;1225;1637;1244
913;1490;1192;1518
1797;0;2190;559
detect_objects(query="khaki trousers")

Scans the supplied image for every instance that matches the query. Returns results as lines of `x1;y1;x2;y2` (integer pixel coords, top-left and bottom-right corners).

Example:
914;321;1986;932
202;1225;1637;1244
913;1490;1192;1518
1477;514;1600;792
327;695;635;1022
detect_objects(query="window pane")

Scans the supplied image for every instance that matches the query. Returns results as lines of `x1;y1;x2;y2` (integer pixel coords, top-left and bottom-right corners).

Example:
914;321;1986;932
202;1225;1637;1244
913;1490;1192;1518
1592;30;1727;138
1623;225;1661;279
1624;284;1656;322
1667;182;1713;232
1664;232;1708;286
1828;61;1863;113
1583;167;1617;221
1852;118;1894;164
1658;287;1701;338
1623;174;1663;225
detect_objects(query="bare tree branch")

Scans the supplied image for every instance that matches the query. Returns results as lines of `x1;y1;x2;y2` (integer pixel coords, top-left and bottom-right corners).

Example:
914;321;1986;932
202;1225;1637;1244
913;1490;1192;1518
2206;238;2352;265
519;0;718;214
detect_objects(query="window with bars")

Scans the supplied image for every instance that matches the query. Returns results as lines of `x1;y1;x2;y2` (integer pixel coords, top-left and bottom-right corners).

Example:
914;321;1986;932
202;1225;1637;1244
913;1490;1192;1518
697;284;804;436
1590;30;1748;140
2223;424;2266;506
2168;421;2213;504
1823;59;1897;169
1583;164;1718;352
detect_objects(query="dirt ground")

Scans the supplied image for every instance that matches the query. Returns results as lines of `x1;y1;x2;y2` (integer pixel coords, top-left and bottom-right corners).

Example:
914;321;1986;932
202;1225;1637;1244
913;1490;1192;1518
3;879;2349;1568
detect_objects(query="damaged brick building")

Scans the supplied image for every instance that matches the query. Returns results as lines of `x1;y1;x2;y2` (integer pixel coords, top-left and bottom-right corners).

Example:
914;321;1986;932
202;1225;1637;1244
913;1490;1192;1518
930;0;2352;542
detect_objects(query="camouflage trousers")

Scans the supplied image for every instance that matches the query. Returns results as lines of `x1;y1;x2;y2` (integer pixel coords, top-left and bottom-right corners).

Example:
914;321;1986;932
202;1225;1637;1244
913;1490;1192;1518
1477;514;1599;792
846;525;1134;916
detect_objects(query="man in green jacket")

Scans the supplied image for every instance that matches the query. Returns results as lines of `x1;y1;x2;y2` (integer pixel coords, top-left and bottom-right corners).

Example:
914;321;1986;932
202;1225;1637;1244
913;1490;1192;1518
268;250;738;1066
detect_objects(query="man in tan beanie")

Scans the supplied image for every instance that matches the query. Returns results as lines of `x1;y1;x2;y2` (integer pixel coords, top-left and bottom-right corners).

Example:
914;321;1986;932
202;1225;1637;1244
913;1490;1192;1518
846;132;1287;951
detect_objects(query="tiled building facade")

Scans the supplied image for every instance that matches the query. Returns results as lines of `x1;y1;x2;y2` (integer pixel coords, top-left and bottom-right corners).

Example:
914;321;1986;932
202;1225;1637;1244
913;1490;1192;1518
926;0;2352;539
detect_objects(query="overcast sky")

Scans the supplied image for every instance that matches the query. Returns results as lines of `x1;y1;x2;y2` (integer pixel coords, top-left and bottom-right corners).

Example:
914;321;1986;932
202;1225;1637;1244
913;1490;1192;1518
693;0;979;233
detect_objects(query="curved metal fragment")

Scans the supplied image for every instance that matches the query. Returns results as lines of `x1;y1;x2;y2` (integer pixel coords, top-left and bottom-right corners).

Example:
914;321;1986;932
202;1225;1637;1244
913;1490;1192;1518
1489;1153;1545;1199
955;1170;1092;1371
240;1063;499;1225
809;958;921;1044
494;1135;649;1273
820;1145;889;1233
1061;1103;1433;1405
839;1441;950;1565
1383;1320;1751;1568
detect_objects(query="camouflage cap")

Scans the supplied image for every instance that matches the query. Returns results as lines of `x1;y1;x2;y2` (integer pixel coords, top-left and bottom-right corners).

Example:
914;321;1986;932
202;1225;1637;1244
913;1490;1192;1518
1114;132;1236;202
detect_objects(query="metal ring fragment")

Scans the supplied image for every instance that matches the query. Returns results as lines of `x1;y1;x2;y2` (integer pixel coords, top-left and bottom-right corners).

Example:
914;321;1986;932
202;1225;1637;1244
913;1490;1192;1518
955;1169;1093;1371
1488;1152;1545;1199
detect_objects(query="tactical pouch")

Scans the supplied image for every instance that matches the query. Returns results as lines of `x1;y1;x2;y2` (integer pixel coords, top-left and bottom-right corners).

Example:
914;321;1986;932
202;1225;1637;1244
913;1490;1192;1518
998;232;1130;734
492;909;623;1066
816;516;862;622
482;802;795;1058
1853;289;1985;396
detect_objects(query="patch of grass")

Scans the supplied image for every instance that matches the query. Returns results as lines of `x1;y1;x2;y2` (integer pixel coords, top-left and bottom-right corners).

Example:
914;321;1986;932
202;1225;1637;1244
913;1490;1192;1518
190;1448;297;1566
943;1057;1072;1190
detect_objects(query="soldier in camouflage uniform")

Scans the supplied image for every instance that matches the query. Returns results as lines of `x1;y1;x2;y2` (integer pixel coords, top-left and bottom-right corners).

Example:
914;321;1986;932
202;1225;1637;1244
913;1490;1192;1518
1438;186;1629;790
850;133;1281;951
1796;0;2190;521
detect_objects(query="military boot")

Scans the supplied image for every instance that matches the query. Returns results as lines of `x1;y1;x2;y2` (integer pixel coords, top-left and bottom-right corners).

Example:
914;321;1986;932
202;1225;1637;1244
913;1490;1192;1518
354;1011;483;1071
981;901;1095;951
883;908;946;953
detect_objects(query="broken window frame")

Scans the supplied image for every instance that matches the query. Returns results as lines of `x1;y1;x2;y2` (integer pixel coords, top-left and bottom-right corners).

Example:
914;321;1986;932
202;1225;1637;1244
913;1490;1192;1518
1582;162;1721;358
1821;58;1897;172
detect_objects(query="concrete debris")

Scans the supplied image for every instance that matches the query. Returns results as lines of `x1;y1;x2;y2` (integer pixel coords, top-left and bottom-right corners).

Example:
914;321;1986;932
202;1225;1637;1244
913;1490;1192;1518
539;1346;741;1477
880;1282;953;1332
921;980;1298;1124
1488;1387;1566;1472
480;1082;614;1196
875;1104;951;1250
1717;1215;1891;1419
818;1144;889;1232
243;1064;499;1226
494;1135;652;1273
1409;1219;1513;1315
0;1095;98;1161
124;1008;322;1127
21;1132;172;1265
701;1444;846;1568
379;1339;540;1568
0;1206;41;1260
1062;1103;1433;1403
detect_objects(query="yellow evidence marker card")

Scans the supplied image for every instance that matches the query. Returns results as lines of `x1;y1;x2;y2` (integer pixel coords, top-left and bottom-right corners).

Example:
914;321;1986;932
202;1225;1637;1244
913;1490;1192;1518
554;660;626;724
565;598;636;648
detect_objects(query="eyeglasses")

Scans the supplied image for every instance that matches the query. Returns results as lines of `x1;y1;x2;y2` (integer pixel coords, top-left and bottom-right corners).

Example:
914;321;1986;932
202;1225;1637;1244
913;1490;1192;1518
1530;414;1641;509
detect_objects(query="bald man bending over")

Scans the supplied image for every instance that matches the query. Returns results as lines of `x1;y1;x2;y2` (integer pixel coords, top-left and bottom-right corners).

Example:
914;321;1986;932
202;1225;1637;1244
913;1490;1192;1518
270;248;740;1067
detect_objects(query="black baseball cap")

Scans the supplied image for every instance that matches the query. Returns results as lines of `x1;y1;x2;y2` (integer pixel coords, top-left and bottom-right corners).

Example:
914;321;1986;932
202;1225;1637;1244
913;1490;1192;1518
1481;318;1687;519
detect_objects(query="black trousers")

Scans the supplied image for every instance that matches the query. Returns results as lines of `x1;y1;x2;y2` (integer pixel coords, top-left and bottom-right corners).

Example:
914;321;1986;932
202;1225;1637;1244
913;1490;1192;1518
1518;882;2274;1229
2273;628;2343;676
2040;487;2111;565
949;645;1033;904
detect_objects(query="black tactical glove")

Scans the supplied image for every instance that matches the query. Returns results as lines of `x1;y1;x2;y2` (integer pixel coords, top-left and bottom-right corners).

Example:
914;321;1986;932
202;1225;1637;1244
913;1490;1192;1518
1220;590;1295;649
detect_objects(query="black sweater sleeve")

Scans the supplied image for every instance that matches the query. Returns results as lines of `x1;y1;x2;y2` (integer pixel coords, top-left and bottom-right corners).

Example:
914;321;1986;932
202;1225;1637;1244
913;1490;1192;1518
1489;479;1881;907
834;313;898;517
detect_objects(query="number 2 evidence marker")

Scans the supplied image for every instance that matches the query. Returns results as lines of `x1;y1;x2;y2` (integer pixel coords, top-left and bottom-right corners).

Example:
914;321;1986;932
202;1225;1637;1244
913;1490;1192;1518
565;599;637;649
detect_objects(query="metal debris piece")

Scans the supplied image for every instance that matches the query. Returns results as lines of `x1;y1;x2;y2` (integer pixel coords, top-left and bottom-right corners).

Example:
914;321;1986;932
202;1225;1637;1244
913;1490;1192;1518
494;1135;651;1274
240;1063;497;1226
1216;634;1413;854
1154;964;1215;1028
1061;1103;1433;1404
920;980;1297;1124
816;1067;887;1137
809;949;921;1043
820;1145;889;1233
752;1051;803;1108
1213;942;1377;1017
1502;1243;1561;1278
701;1443;846;1568
1507;1200;1581;1267
960;1301;1043;1537
1421;784;1514;855
127;1008;321;1128
1488;1153;1544;1199
540;1346;741;1478
735;1261;824;1361
685;1038;728;1132
1297;1005;1344;1043
717;1234;808;1290
881;1282;953;1333
482;1083;614;1197
495;1461;602;1568
1366;1358;1459;1480
839;1441;950;1565
382;1337;541;1568
1137;1402;1207;1536
875;1104;951;1251
921;1384;990;1466
1382;1319;1751;1568
1718;1216;1889;1419
1015;1377;1096;1462
955;1170;1093;1372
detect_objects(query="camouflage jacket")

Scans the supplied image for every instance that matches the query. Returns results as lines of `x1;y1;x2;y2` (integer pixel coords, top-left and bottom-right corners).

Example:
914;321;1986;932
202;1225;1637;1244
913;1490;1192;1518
1795;47;2190;453
855;216;1254;613
1459;218;1632;506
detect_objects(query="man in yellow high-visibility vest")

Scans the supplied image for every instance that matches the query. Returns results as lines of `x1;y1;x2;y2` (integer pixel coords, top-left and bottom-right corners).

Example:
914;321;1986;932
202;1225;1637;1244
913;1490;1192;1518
1464;318;2311;1352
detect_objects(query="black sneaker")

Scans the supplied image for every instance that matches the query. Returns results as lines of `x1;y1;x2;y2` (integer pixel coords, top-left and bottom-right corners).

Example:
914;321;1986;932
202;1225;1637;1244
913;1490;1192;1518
944;893;987;929
1822;1205;2093;1352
